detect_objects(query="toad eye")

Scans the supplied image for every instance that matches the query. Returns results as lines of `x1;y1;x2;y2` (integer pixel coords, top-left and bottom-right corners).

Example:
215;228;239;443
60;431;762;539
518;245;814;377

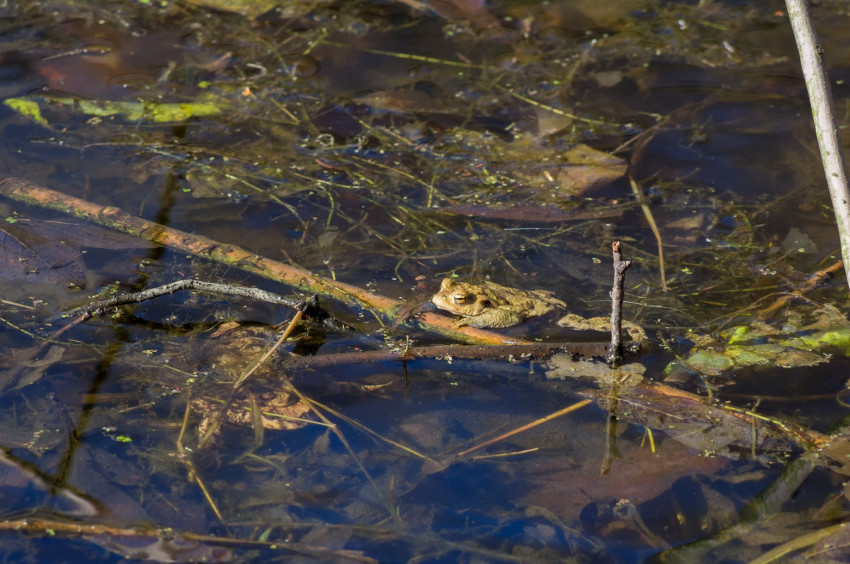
451;293;468;304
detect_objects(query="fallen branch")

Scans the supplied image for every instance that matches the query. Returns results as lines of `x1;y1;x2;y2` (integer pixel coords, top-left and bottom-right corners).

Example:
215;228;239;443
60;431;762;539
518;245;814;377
60;279;346;331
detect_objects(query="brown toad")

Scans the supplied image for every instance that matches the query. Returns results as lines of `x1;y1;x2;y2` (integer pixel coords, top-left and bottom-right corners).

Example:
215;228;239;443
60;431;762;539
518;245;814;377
432;278;566;328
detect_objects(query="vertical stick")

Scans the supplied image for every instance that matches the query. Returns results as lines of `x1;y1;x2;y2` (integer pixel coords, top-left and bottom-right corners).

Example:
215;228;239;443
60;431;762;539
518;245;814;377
608;241;632;367
785;0;850;290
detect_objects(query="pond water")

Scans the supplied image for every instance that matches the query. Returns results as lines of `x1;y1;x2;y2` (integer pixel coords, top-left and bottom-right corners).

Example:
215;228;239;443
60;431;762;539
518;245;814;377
1;0;850;562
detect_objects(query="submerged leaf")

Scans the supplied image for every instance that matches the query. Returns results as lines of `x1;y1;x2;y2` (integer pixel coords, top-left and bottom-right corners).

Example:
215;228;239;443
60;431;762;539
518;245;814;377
483;137;628;196
787;328;850;352
8;96;223;125
0;223;86;286
682;350;734;375
676;309;850;376
0;218;149;286
66;98;222;122
12;219;150;250
3;98;49;127
556;144;629;194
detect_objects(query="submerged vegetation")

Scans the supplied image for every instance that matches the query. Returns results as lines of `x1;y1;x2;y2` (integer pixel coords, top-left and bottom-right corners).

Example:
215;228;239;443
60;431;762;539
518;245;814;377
1;0;850;562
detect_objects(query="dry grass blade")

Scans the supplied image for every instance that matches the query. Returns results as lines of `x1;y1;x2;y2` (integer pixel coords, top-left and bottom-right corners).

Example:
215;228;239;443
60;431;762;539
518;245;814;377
455;399;593;458
629;175;667;291
279;379;398;519
176;394;226;525
302;397;428;460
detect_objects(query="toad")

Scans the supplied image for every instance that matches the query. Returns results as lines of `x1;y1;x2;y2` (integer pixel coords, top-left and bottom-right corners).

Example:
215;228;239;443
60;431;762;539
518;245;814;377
432;278;566;328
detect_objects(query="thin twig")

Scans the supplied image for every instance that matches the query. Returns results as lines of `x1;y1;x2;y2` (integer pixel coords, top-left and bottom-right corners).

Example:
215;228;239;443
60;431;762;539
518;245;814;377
282;341;611;370
0;298;34;309
69;279;300;315
62;279;344;330
0;517;377;562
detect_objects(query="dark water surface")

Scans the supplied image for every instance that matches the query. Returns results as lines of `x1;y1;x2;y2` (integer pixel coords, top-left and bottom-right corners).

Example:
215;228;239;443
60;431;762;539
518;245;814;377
1;1;850;562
